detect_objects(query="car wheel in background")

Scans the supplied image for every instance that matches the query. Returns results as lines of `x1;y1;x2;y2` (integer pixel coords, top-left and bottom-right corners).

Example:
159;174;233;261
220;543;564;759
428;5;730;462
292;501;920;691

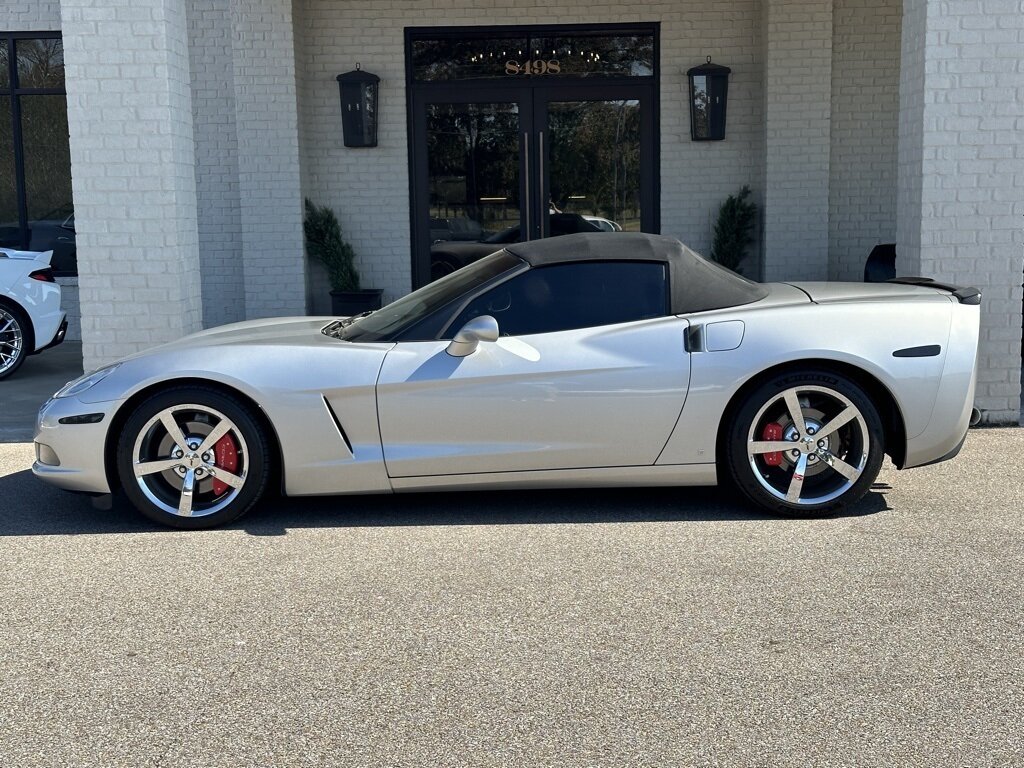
0;303;30;381
116;386;270;529
726;369;885;517
431;256;459;282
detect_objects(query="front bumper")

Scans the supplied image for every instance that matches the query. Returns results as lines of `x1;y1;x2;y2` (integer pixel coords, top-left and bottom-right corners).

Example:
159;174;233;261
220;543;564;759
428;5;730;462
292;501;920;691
32;395;120;494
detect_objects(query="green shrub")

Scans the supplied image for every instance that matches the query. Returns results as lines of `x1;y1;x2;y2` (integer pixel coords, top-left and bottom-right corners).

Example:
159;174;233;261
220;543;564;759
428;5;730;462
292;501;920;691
303;198;360;292
710;185;757;274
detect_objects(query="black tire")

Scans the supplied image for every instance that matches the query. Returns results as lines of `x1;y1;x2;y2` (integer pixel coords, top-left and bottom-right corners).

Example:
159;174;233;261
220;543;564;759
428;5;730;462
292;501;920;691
0;301;32;381
430;255;460;282
725;368;885;517
116;386;271;529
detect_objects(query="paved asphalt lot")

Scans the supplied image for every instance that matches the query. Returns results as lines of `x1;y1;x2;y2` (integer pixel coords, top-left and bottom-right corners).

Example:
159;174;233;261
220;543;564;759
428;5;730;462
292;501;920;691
1;428;1022;767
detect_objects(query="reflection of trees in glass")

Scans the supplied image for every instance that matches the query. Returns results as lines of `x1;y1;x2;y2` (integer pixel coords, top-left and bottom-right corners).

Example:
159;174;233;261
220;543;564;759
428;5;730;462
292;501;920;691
548;100;641;226
0;39;9;89
413;38;527;81
16;38;64;89
412;32;654;81
22;95;72;221
691;76;710;139
0;36;72;254
535;35;653;77
1;96;17;240
426;104;519;231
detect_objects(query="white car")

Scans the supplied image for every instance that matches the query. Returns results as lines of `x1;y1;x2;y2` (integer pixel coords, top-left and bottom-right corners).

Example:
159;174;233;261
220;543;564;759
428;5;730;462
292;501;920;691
583;215;623;232
0;249;67;380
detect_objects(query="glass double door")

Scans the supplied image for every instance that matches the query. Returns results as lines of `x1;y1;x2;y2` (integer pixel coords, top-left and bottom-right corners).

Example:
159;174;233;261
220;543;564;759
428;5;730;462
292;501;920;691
410;84;656;286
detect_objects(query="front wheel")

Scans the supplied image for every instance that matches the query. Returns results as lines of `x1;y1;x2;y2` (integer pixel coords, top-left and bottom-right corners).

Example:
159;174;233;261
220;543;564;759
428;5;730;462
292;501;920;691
116;387;270;529
726;370;885;517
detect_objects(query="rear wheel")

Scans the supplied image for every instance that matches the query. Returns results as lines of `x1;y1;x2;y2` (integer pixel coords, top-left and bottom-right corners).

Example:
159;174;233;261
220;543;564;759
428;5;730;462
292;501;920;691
116;387;270;529
0;303;30;381
726;370;884;516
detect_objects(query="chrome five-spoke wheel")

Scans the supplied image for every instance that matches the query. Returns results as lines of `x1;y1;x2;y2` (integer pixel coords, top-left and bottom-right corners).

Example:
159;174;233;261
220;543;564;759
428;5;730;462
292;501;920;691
727;371;884;516
132;404;249;518
117;387;269;528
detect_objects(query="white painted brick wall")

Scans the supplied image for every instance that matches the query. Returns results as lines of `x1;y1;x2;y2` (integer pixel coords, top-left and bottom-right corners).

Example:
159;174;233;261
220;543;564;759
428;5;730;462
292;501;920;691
60;0;203;370
230;0;308;319
828;0;901;281
898;0;1024;423
294;0;766;304
0;1;61;30
55;277;81;341
762;0;833;282
187;0;246;327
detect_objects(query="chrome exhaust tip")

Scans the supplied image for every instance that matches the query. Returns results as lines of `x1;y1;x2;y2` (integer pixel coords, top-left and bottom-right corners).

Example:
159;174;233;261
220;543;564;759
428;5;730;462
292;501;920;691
969;408;982;427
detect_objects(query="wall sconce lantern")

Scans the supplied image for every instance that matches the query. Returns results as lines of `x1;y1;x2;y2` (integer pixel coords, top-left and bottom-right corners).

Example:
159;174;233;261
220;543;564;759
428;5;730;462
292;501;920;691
686;57;731;141
336;64;380;147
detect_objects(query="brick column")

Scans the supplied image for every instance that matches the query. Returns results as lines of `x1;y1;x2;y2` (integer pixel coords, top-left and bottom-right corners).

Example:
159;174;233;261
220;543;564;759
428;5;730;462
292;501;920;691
230;0;307;319
60;0;202;370
897;0;1024;423
187;0;245;328
761;0;833;281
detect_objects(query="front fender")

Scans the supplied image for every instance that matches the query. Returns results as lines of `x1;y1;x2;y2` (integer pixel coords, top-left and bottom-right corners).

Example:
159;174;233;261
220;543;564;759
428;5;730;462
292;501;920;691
82;341;395;496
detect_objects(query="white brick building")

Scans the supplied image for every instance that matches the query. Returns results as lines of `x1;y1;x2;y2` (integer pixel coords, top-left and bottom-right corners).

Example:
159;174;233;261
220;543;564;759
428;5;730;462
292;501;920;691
1;0;1021;421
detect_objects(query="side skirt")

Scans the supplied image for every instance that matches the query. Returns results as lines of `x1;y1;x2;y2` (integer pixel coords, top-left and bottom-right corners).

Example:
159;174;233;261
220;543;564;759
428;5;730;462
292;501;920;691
390;463;718;493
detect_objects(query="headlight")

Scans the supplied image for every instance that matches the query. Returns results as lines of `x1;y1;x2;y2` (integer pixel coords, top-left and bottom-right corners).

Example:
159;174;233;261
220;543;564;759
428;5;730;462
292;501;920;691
54;364;120;399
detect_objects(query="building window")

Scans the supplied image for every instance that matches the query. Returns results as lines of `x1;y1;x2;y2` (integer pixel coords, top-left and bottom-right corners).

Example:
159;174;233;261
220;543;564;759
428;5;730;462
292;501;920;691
0;32;75;276
410;27;656;82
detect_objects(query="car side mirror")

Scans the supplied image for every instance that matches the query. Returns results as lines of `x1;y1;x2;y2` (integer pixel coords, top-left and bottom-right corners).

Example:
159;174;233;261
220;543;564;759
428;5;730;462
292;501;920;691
446;315;499;357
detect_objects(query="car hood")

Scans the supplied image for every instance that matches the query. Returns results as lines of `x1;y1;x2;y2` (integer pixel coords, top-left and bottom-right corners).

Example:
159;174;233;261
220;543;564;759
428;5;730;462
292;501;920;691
127;316;339;358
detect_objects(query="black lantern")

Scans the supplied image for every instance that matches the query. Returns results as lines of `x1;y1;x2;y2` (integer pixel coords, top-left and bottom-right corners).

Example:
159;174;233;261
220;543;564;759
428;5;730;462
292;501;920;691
686;57;731;141
336;64;380;148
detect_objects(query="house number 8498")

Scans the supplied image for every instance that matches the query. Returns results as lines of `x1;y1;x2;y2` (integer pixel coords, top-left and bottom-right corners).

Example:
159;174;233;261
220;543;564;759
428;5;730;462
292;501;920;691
505;59;561;75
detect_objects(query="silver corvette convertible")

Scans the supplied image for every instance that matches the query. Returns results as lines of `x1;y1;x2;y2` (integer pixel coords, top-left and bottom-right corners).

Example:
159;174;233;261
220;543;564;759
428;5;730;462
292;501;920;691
33;233;981;529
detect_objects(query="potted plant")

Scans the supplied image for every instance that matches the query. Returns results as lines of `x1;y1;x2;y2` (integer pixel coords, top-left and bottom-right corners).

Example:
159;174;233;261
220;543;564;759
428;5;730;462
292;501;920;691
710;185;757;275
303;198;383;316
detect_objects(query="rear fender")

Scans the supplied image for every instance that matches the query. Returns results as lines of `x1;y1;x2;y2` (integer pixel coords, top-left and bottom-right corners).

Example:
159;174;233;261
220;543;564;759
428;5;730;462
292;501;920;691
657;298;954;466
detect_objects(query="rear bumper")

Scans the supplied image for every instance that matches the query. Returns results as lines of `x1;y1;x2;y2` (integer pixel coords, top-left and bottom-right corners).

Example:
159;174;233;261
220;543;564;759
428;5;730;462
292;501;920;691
33;314;67;354
902;299;980;469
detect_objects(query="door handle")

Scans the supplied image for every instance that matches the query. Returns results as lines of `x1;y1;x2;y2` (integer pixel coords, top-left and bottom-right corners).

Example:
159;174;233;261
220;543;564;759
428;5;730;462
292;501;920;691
538;130;545;238
523;132;531;240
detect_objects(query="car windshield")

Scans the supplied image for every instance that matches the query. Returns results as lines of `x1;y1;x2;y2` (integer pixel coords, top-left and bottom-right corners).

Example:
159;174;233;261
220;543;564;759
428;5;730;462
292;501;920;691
331;250;523;342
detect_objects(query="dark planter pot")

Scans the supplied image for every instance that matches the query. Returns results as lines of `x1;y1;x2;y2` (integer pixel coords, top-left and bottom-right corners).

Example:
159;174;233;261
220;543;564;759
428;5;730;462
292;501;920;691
330;288;384;317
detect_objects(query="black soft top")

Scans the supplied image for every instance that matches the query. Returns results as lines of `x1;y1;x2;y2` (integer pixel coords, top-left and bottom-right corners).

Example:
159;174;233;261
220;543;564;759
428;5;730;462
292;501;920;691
504;232;768;314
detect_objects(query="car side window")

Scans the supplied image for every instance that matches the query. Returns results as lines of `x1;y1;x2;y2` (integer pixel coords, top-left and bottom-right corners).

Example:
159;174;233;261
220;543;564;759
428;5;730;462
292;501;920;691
444;261;668;338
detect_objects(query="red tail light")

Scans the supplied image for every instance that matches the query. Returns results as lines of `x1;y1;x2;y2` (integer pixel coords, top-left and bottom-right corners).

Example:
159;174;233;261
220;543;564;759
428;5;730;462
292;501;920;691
29;268;56;283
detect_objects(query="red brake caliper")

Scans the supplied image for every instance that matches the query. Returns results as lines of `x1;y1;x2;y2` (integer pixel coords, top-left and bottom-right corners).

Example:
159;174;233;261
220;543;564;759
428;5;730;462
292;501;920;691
212;433;238;496
761;422;784;466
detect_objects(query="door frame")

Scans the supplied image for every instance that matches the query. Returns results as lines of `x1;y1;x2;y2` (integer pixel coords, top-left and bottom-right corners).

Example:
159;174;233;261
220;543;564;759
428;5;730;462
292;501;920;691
532;84;657;242
405;22;661;289
408;85;535;289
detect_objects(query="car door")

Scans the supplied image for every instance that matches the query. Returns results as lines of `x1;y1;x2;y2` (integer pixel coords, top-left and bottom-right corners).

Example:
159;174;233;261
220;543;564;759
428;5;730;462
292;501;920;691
375;260;690;478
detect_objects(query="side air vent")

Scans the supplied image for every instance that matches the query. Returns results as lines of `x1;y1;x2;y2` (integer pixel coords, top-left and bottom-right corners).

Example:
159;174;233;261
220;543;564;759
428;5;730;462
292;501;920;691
321;396;354;456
